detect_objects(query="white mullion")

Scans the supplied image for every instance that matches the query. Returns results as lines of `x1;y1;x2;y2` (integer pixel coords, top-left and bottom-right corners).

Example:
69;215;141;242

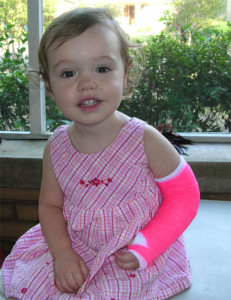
28;0;46;135
227;0;231;20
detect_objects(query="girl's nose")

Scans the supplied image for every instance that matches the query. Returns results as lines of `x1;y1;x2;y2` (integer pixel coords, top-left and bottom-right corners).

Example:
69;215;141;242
78;74;96;92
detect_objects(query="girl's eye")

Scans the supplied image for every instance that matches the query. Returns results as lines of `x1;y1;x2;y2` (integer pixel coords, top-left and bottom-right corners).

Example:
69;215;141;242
61;71;76;78
96;66;110;73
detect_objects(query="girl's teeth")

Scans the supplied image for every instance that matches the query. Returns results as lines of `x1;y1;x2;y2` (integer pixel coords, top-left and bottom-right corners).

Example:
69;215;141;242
81;100;98;107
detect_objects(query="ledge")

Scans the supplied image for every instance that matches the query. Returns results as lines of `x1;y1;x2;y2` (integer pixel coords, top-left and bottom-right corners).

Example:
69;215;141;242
0;140;45;189
0;140;230;198
170;200;231;299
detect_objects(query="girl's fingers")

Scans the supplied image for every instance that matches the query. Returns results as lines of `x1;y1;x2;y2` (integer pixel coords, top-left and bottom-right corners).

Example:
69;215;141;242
55;276;64;292
55;275;75;293
114;251;139;270
80;260;89;281
116;258;139;270
54;252;89;293
66;272;80;291
72;269;86;289
68;261;89;291
114;251;135;262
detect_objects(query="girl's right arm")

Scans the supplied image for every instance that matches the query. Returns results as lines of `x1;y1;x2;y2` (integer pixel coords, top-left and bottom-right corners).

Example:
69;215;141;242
39;138;89;293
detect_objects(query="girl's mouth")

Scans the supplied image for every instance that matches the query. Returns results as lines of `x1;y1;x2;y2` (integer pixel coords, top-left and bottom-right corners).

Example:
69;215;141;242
78;99;102;112
79;99;101;107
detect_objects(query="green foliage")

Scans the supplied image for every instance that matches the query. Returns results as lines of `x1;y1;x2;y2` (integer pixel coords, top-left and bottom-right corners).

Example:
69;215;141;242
43;0;57;29
0;0;56;45
46;96;71;132
1;23;231;132
0;24;29;131
170;0;226;32
0;0;27;44
0;24;70;132
120;24;231;132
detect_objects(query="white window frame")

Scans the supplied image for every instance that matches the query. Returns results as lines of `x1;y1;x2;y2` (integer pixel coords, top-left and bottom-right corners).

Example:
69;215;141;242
0;0;231;143
0;0;49;140
28;0;46;137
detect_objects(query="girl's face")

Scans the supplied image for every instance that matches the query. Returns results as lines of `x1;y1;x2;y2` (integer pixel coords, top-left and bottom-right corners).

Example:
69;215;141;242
47;24;128;127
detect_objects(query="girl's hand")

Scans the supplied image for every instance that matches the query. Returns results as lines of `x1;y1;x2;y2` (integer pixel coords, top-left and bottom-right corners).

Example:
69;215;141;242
54;248;89;293
114;250;139;270
114;237;139;270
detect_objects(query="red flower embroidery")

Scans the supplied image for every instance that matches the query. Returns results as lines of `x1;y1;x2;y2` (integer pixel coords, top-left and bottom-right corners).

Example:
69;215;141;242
90;178;101;187
79;177;112;188
129;274;136;278
79;179;85;185
21;288;27;293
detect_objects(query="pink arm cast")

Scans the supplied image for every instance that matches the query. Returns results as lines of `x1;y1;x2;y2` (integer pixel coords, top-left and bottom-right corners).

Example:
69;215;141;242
128;157;200;270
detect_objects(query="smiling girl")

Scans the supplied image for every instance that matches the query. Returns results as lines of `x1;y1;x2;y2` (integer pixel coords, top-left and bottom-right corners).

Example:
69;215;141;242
2;8;200;300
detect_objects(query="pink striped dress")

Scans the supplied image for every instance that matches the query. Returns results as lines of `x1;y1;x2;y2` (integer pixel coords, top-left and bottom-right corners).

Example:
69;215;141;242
2;118;192;299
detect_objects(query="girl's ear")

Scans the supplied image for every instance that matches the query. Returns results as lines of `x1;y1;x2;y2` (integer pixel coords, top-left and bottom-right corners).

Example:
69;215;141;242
123;64;131;90
44;80;55;101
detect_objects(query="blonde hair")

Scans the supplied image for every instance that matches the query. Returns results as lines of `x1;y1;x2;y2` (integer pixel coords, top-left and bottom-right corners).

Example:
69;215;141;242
38;7;142;96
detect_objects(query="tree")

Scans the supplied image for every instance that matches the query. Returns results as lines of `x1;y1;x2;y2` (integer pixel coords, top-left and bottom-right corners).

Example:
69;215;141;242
0;0;56;46
169;0;226;39
43;0;57;29
0;0;26;52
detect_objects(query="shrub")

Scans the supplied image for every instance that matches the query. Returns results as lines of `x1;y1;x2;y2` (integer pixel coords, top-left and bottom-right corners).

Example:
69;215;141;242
1;24;231;132
120;25;231;132
0;24;29;131
46;96;71;132
0;24;70;132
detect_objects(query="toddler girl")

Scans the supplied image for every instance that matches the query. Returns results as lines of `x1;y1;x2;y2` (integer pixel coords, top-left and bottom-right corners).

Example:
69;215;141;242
2;7;200;300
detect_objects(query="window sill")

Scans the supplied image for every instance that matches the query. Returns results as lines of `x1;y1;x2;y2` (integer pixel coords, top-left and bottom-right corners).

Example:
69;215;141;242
1;131;230;143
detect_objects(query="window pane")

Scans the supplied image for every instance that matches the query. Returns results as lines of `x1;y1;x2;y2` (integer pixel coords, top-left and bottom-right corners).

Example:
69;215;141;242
42;0;72;132
43;0;230;133
0;1;29;131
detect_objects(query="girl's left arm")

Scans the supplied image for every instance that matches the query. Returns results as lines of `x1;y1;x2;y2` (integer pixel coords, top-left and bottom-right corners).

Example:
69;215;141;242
143;124;181;178
127;124;200;270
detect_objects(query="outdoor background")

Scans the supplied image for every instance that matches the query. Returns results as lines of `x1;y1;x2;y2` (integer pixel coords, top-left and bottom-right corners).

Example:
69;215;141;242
0;0;230;133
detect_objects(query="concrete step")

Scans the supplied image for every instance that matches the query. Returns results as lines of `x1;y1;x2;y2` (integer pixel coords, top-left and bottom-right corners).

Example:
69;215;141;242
171;200;231;300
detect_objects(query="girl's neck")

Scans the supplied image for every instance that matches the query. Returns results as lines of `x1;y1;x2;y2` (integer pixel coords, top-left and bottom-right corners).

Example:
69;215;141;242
68;111;130;154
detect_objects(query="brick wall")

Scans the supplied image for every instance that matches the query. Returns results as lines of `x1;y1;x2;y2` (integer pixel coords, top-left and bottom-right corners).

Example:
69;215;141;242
0;153;42;263
0;188;40;258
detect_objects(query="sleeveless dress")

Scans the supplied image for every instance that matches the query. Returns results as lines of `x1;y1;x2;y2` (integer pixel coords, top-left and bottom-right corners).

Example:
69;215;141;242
2;118;192;299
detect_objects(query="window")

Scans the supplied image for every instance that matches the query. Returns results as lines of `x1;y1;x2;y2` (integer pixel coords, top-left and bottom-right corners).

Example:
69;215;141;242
0;0;230;143
124;5;135;25
0;0;48;139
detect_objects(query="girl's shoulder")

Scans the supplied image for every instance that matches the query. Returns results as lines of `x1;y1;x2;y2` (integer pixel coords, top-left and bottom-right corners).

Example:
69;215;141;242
52;124;69;138
46;125;72;161
50;125;70;146
143;124;180;178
